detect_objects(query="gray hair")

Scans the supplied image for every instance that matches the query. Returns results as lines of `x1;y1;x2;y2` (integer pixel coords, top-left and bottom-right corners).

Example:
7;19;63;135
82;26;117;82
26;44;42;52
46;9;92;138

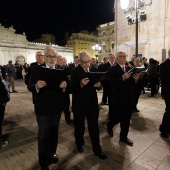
134;57;141;62
116;51;126;58
78;51;91;61
44;47;58;56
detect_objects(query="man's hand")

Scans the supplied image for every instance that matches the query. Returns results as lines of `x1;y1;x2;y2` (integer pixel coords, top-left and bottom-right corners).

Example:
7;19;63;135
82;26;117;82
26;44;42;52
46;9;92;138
133;73;140;82
122;72;132;81
94;82;101;88
80;77;90;87
60;81;67;89
36;80;46;89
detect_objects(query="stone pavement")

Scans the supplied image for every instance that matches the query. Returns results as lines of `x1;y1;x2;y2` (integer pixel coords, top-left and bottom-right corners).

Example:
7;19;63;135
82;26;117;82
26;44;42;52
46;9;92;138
0;79;170;170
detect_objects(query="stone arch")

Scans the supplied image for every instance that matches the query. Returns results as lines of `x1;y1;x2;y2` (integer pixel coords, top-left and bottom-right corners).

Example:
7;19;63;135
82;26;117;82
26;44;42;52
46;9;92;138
15;55;25;65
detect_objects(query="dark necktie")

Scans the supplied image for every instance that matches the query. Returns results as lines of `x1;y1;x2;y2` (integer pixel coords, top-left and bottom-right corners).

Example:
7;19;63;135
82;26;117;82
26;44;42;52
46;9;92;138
122;66;125;72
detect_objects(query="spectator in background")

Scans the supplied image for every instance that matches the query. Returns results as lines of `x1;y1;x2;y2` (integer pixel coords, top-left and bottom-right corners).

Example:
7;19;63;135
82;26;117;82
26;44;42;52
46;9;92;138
6;60;18;93
90;57;98;69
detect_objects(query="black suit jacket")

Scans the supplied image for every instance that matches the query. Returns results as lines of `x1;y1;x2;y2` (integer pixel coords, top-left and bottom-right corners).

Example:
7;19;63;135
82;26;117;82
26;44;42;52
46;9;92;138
160;58;170;99
70;65;99;113
27;65;65;116
107;64;136;113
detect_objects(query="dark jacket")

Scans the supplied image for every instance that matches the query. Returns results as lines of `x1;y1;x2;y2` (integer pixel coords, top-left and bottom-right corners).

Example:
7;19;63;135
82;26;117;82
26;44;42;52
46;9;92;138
107;64;136;113
160;58;170;99
70;65;99;113
27;65;65;115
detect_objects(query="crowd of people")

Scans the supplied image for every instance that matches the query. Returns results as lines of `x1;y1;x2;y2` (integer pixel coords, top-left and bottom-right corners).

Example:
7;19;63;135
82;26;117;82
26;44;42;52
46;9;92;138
0;47;170;170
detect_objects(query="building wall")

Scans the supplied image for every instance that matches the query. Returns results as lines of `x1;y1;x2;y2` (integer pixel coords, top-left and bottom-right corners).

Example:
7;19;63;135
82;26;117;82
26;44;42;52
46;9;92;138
97;22;114;61
0;26;73;65
67;31;98;58
114;0;170;63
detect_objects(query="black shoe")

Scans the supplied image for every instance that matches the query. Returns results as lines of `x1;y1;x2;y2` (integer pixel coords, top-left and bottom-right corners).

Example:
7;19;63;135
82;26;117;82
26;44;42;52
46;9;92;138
40;167;49;170
120;138;133;146
77;146;84;153
148;94;154;97
51;154;59;164
12;90;18;93
100;101;107;105
66;119;74;124
94;152;108;160
159;126;169;138
160;132;169;138
107;124;113;137
134;108;140;112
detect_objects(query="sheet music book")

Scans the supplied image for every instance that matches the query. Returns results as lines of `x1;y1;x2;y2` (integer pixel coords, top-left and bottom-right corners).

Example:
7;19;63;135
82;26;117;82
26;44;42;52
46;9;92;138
86;72;106;84
128;67;146;74
40;66;65;89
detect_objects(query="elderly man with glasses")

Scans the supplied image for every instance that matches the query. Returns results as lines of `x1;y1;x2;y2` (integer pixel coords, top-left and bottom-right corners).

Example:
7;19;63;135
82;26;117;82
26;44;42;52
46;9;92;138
106;51;139;146
70;51;107;160
28;47;67;170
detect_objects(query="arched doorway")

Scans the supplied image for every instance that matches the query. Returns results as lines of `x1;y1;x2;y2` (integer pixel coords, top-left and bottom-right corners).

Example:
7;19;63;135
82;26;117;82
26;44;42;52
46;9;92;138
15;56;25;65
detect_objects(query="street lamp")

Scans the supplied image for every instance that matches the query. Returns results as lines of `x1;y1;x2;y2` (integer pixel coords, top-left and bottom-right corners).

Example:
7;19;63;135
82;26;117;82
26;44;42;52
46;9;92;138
92;44;101;64
120;0;138;58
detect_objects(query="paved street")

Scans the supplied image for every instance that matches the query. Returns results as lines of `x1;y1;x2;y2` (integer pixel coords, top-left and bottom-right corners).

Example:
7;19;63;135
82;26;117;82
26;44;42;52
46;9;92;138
0;79;170;170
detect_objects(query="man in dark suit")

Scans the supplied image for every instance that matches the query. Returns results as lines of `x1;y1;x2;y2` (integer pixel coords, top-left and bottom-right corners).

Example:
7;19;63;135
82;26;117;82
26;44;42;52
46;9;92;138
25;51;45;85
99;53;116;105
70;51;107;160
55;55;73;124
28;47;67;170
159;49;170;138
106;51;139;146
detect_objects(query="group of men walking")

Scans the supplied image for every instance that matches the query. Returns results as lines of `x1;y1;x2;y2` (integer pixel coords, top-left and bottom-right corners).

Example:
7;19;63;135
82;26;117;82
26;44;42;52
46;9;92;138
2;47;169;170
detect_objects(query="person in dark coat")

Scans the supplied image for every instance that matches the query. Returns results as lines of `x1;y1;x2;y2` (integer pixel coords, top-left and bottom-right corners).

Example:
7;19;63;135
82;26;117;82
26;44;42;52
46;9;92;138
106;51;139;146
70;51;107;160
28;47;67;170
25;51;45;86
159;49;170;138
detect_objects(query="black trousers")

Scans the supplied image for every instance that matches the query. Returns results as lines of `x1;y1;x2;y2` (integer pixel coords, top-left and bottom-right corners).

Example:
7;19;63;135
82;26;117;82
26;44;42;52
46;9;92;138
73;111;101;154
36;113;61;168
160;98;170;133
63;90;71;121
0;105;5;136
107;106;132;139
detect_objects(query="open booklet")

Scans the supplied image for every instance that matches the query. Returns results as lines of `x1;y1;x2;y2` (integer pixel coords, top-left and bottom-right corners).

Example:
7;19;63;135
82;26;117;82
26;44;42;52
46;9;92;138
128;67;148;79
40;66;66;89
85;72;106;84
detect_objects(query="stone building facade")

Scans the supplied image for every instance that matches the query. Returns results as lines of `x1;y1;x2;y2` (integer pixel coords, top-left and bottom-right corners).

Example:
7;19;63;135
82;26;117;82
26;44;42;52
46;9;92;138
0;25;73;65
114;0;170;62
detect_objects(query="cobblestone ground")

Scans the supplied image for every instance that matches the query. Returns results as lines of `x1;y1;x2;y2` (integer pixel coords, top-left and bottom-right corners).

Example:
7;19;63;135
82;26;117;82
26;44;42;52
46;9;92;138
0;79;170;170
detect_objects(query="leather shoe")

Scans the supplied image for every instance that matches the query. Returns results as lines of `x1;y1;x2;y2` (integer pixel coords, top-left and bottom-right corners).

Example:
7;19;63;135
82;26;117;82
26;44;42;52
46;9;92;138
160;133;169;138
51;154;59;164
94;152;108;160
66;119;74;124
107;124;113;137
120;138;133;146
159;126;169;138
12;90;18;93
134;108;140;112
77;146;84;153
40;167;49;170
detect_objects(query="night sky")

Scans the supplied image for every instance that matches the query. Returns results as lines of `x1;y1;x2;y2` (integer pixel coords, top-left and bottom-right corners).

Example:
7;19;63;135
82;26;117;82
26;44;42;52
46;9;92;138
0;0;114;43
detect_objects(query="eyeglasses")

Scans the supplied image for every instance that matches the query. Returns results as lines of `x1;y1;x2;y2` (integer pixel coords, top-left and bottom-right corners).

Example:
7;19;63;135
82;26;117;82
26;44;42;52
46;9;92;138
119;56;126;59
46;55;57;59
36;55;44;57
81;60;90;64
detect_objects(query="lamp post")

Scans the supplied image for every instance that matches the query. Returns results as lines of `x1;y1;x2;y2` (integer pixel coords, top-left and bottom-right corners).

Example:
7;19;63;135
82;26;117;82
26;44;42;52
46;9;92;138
92;44;101;64
120;0;138;58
